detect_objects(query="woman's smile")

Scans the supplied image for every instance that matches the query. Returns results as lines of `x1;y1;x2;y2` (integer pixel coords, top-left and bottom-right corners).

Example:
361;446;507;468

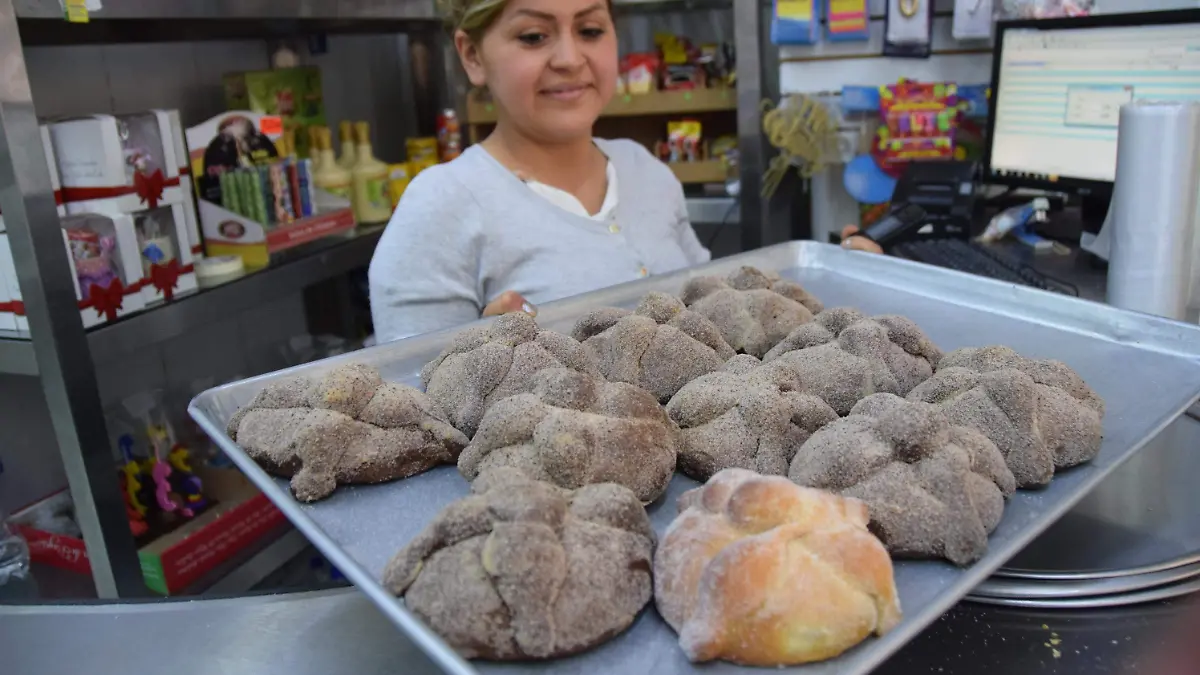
540;83;594;102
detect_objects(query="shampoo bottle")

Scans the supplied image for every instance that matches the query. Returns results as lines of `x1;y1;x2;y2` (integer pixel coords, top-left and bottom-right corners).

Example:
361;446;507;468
337;120;357;170
313;128;351;199
351;121;393;224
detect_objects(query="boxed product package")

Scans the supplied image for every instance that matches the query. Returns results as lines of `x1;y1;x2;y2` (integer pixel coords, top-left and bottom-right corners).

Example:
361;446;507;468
223;67;326;159
60;213;146;328
50;114;184;214
0;235;17;332
186;111;354;270
42;124;64;210
0;127;67;234
0;234;27;333
10;467;286;595
150;109;203;257
67;199;197;304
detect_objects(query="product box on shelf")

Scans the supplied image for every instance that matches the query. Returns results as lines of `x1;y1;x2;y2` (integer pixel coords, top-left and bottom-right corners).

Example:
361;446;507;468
0;234;27;334
9;467;287;595
0;235;16;333
67;198;198;305
60;212;146;328
49;113;184;215
0;126;67;234
187;111;355;270
223;67;326;159
150;108;203;257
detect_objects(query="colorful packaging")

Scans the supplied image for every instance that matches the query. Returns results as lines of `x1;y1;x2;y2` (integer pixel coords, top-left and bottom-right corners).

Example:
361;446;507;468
621;53;660;94
387;163;412;209
406;137;440;164
223;67;326;159
771;0;820;46
667;120;704;163
436;109;462;162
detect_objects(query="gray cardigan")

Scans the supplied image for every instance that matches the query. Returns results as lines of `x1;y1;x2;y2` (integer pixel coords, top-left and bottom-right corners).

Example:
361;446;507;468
368;138;710;342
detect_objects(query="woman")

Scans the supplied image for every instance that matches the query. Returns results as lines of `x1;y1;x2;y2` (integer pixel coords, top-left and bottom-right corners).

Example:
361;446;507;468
369;0;710;342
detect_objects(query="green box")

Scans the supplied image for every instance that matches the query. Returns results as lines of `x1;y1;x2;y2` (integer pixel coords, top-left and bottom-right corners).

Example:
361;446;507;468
223;66;326;159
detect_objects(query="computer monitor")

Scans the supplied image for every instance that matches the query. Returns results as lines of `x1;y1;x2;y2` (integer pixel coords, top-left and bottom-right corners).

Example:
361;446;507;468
984;10;1200;198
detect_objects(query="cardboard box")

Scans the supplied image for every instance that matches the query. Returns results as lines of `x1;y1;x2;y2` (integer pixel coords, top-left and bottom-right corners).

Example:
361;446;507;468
60;213;147;328
186;111;355;270
50;114;184;214
67;199;198;305
10;467;287;595
0;235;15;333
223;67;325;159
151;109;203;257
0;233;27;334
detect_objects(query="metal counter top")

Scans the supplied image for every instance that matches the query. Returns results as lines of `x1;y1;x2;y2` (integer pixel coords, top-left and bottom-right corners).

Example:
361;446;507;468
3;584;1195;674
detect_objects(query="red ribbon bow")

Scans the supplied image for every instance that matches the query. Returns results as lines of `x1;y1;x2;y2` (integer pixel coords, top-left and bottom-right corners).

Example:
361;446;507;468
150;259;182;302
84;278;125;321
134;168;166;209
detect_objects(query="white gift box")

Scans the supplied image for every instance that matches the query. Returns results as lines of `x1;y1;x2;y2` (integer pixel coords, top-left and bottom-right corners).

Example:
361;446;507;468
50;114;184;214
151;109;203;256
0;234;18;333
60;213;147;329
65;198;197;305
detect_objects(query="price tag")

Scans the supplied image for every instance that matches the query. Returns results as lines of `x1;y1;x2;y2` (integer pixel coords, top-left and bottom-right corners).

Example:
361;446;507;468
64;0;89;22
259;116;284;136
60;0;100;22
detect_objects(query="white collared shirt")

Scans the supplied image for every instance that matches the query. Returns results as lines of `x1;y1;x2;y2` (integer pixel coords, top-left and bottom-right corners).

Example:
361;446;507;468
524;161;619;221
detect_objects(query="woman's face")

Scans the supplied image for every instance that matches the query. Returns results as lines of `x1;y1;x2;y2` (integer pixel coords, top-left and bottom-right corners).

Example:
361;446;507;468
459;0;617;144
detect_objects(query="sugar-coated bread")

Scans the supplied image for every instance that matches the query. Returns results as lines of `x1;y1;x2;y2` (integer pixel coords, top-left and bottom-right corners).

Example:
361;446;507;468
680;266;822;358
458;368;679;503
382;468;654;660
229;363;468;502
572;292;736;403
654;468;901;666
907;346;1104;488
421;312;601;438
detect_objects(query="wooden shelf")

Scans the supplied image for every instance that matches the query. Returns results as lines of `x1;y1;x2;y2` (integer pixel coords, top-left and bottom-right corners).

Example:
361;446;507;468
466;88;737;125
669;160;728;185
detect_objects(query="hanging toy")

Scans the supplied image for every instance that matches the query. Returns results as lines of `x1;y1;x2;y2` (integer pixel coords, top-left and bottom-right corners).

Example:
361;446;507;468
168;445;207;513
148;423;193;518
760;94;841;198
117;434;150;537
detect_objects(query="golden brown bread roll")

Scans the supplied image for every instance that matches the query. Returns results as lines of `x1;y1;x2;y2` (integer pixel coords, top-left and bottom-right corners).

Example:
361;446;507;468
654;468;901;666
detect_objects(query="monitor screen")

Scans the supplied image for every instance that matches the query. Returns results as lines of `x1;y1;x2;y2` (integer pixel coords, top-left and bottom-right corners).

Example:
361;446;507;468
988;19;1200;187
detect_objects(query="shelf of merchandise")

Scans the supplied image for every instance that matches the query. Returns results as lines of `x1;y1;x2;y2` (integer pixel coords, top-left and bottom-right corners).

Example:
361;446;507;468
0;0;774;599
12;0;440;20
88;226;385;365
0;228;384;376
668;159;728;185
465;87;738;125
0;334;37;376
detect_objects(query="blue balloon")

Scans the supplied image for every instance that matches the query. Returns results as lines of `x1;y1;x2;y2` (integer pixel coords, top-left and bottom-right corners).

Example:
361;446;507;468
843;154;896;204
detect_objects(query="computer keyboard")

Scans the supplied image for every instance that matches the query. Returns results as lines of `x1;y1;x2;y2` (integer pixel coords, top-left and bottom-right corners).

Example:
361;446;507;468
892;238;1061;292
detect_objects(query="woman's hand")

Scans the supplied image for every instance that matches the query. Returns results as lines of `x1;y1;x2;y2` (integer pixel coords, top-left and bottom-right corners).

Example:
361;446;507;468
483;290;537;318
840;225;884;255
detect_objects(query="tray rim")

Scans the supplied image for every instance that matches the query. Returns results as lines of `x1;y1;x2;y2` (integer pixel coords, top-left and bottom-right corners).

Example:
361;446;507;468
190;239;1200;675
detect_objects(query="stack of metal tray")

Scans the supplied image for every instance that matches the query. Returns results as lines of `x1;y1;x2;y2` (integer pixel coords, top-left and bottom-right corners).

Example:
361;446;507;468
191;241;1200;675
968;409;1200;608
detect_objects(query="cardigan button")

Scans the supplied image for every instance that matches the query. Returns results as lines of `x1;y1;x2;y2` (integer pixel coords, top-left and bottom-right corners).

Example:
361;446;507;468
609;223;621;234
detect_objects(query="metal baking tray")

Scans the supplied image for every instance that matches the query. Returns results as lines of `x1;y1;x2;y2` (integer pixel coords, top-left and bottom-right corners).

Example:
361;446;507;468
191;241;1200;675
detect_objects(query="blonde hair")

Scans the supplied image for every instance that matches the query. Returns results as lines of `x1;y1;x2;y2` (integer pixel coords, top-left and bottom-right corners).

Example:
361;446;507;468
437;0;510;42
439;0;614;42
